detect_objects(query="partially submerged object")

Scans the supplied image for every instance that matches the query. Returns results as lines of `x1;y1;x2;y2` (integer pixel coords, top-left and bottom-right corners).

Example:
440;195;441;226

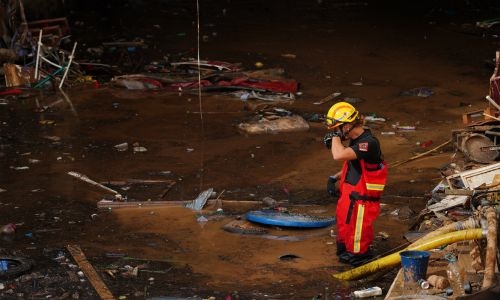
245;210;336;228
222;219;269;235
238;114;309;134
0;256;34;279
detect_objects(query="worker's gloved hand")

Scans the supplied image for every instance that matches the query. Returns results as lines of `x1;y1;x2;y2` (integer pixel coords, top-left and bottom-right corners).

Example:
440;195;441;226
323;131;339;149
327;175;339;197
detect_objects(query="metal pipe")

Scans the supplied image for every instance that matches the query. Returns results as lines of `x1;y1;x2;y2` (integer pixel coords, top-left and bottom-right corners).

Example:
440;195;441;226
482;207;498;289
485;130;500;137
34;30;43;80
486;95;500;111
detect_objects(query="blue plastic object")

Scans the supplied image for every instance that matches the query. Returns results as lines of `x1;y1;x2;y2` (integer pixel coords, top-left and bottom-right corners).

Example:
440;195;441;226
245;210;336;228
0;260;8;271
400;250;430;283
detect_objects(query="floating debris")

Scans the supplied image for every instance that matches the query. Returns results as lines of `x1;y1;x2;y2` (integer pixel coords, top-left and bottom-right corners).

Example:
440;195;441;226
400;87;434;98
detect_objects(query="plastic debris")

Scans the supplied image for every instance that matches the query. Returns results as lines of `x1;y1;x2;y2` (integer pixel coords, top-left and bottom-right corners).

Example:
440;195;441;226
419;140;433;148
400;87;434;98
11;166;29;170
197;215;208;223
476;17;500;29
353;286;382;298
114;143;128;151
1;223;16;234
133;146;147;153
238;114;309;134
185;188;215;210
396;125;416;131
364;115;386;122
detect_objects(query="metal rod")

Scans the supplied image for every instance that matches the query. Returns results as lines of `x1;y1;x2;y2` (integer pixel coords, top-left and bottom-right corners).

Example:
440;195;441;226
67;171;120;195
59;42;77;88
486;95;500;111
485;130;500;137
34;30;43;80
484;112;500;122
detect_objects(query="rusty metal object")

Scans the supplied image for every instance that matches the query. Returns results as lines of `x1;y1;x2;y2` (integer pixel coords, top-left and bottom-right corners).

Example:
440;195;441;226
461;133;499;163
482;207;498;289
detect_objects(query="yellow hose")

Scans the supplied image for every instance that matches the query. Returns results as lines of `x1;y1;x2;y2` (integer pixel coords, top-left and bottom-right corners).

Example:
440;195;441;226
333;228;485;281
411;217;479;247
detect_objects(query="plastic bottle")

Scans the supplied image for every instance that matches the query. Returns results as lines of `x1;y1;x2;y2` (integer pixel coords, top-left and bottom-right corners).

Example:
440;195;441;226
445;253;464;293
353;286;382;298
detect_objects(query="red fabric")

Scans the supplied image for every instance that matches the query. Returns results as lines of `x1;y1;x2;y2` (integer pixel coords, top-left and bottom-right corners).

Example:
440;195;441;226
168;76;299;93
135;77;163;88
171;79;213;89
235;79;299;93
0;88;21;96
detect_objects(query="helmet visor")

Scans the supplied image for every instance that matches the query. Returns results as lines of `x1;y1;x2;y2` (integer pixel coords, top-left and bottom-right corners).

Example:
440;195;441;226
324;116;343;129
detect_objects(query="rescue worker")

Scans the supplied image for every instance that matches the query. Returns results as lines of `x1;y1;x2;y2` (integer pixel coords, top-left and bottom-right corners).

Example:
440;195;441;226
323;102;388;266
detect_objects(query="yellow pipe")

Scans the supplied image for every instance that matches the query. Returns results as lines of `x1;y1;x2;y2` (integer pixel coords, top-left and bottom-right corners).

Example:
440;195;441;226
333;228;485;281
411;217;479;247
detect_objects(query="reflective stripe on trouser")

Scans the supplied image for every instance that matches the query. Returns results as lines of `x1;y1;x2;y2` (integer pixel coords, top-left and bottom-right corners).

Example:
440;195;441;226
345;199;380;254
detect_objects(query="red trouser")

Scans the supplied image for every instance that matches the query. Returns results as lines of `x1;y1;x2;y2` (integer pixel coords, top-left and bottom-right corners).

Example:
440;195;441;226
336;183;380;254
336;160;385;254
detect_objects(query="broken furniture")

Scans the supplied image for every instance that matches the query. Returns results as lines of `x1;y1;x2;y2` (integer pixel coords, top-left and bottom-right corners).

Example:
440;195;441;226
28;17;70;47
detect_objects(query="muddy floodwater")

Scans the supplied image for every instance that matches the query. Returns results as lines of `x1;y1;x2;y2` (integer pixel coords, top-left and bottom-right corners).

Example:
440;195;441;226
1;0;499;299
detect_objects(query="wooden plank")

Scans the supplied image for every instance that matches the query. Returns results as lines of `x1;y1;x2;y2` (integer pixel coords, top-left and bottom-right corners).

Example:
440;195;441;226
313;91;342;105
462;109;485;125
66;244;115;300
97;199;264;210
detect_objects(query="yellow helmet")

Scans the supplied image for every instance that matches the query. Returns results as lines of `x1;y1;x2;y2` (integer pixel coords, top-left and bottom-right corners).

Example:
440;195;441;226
325;102;359;129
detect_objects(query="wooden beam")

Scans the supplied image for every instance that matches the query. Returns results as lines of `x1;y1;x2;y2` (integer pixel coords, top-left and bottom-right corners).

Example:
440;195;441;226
97;199;264;210
66;244;115;300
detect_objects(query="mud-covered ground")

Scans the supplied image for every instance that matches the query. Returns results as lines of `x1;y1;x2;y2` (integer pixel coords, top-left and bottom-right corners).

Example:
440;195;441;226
1;0;500;299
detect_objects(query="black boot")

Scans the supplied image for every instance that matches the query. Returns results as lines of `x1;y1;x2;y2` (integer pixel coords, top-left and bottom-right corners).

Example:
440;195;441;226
336;241;346;256
339;250;374;267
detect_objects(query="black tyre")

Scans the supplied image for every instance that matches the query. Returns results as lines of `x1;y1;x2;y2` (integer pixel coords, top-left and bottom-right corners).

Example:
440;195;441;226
0;256;34;279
